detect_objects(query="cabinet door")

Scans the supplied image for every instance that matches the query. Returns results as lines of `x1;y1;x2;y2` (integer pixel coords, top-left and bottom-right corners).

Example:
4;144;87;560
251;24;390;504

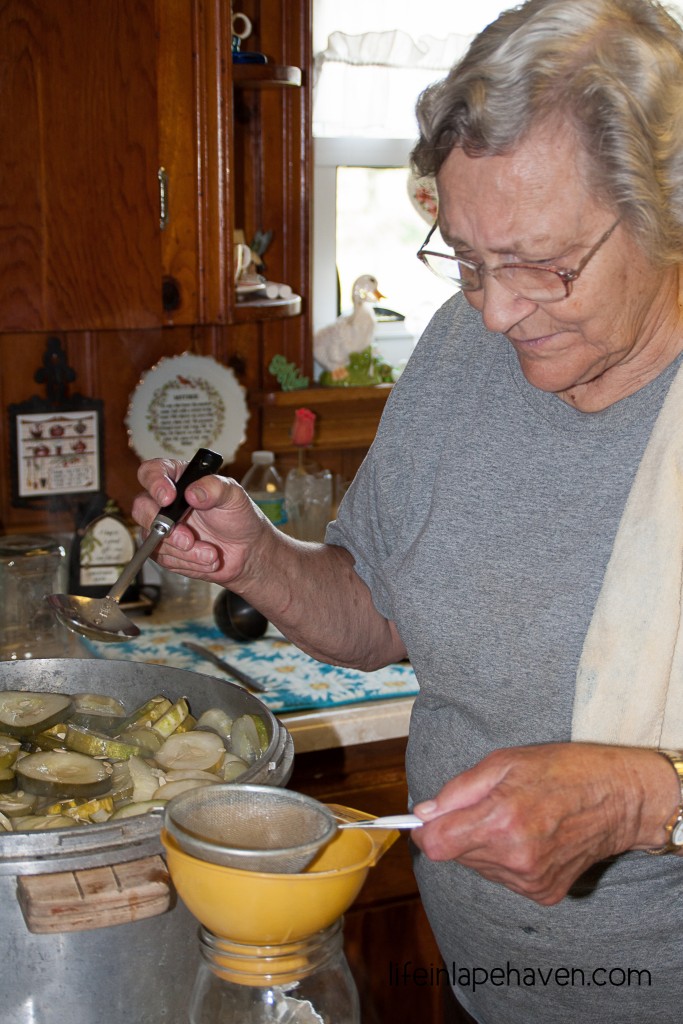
0;0;165;331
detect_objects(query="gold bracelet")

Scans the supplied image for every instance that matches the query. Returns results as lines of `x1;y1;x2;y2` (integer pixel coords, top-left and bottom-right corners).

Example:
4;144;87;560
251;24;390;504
647;750;683;855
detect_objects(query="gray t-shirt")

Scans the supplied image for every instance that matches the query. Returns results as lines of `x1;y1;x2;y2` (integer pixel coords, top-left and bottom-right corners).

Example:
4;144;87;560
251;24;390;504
327;294;682;1023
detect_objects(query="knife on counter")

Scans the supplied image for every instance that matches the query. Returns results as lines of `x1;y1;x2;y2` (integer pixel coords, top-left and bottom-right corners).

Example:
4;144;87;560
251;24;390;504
180;641;268;693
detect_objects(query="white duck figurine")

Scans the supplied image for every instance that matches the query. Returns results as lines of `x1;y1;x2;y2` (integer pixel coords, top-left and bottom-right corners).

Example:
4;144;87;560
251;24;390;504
314;274;384;372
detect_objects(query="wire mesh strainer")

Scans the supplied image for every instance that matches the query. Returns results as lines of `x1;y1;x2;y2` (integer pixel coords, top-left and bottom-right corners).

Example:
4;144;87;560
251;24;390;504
164;784;338;872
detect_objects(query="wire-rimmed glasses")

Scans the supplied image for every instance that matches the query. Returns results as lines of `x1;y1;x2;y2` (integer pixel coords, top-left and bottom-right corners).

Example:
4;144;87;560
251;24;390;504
416;219;620;303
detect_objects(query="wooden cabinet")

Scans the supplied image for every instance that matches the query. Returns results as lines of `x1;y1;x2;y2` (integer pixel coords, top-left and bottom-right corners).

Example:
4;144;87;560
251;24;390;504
0;0;309;333
1;0;170;331
0;0;318;532
291;738;457;1024
0;0;393;536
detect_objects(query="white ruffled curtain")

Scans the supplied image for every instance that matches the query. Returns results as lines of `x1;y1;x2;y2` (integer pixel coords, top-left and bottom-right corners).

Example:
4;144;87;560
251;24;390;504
313;29;473;139
313;0;683;140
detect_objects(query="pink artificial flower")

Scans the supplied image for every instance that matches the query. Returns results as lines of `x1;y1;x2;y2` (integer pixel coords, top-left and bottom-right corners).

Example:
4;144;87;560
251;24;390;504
291;407;317;447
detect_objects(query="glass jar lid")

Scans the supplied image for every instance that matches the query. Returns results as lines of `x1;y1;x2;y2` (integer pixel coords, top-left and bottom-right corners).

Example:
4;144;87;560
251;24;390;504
0;534;66;561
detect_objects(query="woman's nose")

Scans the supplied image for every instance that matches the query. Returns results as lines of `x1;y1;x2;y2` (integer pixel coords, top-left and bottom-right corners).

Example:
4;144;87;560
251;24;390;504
474;277;538;334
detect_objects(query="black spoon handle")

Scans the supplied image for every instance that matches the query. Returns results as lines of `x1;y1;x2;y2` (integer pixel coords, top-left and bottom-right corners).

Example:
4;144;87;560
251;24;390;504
108;449;224;601
154;448;224;529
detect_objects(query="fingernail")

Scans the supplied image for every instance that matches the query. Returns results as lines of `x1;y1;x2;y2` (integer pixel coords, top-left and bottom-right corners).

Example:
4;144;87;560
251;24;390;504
155;487;168;505
191;486;207;502
415;800;437;817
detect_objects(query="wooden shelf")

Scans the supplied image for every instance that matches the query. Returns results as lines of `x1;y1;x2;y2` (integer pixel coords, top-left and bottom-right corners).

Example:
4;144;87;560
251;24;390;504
233;295;302;321
232;63;302;88
262;384;392;406
259;385;392;453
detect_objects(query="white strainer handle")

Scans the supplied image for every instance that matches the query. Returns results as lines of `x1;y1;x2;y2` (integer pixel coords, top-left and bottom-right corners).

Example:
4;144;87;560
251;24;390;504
338;813;423;830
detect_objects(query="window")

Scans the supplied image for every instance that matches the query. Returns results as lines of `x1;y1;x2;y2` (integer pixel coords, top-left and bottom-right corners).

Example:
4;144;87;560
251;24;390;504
312;1;513;371
313;0;683;372
313;140;452;368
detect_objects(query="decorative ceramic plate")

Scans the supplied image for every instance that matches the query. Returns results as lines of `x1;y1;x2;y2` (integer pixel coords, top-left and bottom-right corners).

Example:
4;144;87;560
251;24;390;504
407;169;438;224
126;353;249;463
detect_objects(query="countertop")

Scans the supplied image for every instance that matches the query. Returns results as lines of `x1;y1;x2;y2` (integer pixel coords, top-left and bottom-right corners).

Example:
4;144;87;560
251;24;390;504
280;696;414;753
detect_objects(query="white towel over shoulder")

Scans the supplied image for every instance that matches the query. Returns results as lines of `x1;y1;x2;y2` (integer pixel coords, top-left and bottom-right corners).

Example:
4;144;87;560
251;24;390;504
572;361;683;748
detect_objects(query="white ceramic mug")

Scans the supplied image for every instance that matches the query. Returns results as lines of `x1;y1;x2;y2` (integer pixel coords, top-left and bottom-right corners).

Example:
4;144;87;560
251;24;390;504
231;12;252;41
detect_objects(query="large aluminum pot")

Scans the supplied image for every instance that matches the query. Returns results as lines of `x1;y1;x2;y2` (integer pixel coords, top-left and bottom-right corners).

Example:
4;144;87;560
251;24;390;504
0;658;294;1024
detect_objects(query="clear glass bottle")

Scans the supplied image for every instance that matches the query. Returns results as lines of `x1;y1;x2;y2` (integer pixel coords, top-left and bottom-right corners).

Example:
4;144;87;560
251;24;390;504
188;919;360;1024
241;451;287;528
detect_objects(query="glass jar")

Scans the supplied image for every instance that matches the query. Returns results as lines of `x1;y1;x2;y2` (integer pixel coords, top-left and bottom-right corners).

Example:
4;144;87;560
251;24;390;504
284;463;333;543
154;561;213;622
188;919;360;1024
0;534;68;660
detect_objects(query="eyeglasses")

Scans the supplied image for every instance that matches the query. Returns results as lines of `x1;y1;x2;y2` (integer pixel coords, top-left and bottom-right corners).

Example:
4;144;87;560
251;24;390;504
416;219;620;303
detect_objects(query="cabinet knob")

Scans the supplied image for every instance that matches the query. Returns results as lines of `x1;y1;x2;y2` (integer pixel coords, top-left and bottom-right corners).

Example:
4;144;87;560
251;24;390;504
162;276;181;312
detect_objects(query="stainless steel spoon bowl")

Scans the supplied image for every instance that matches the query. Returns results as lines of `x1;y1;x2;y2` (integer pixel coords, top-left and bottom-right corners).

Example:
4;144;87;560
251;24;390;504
46;448;223;643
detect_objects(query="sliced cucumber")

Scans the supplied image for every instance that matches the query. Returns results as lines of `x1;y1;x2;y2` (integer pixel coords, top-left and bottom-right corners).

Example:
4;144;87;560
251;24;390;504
229;715;267;765
90;803;115;823
173;714;197;735
30;723;69;751
13;814;81;831
127;755;165;803
46;795;114;823
152;778;216;801
0;789;36;817
109;762;134;804
196;708;233;744
251;714;269;749
155;730;225;772
71;692;127;717
221;755;250;782
68;711;128;734
70;693;127;731
16;750;113;799
64;724;141;761
110;800;165;820
151;698;190;739
116;695;173;733
121;726;164;756
0;687;270;822
164;768;223;783
0;734;21;770
0;692;73;736
44;797;78;815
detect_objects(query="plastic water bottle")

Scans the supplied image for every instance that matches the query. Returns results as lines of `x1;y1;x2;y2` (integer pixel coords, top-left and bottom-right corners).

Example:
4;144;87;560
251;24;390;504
241;451;287;527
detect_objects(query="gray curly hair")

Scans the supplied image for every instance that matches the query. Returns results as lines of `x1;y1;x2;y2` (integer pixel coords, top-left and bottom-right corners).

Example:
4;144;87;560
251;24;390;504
411;0;683;265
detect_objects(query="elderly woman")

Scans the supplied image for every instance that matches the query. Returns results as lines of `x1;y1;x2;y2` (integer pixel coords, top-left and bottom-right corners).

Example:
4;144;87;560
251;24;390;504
133;0;683;1019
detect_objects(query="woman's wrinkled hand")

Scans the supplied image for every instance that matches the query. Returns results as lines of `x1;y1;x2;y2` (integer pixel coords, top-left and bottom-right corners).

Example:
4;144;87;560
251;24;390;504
131;456;271;586
411;742;679;905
